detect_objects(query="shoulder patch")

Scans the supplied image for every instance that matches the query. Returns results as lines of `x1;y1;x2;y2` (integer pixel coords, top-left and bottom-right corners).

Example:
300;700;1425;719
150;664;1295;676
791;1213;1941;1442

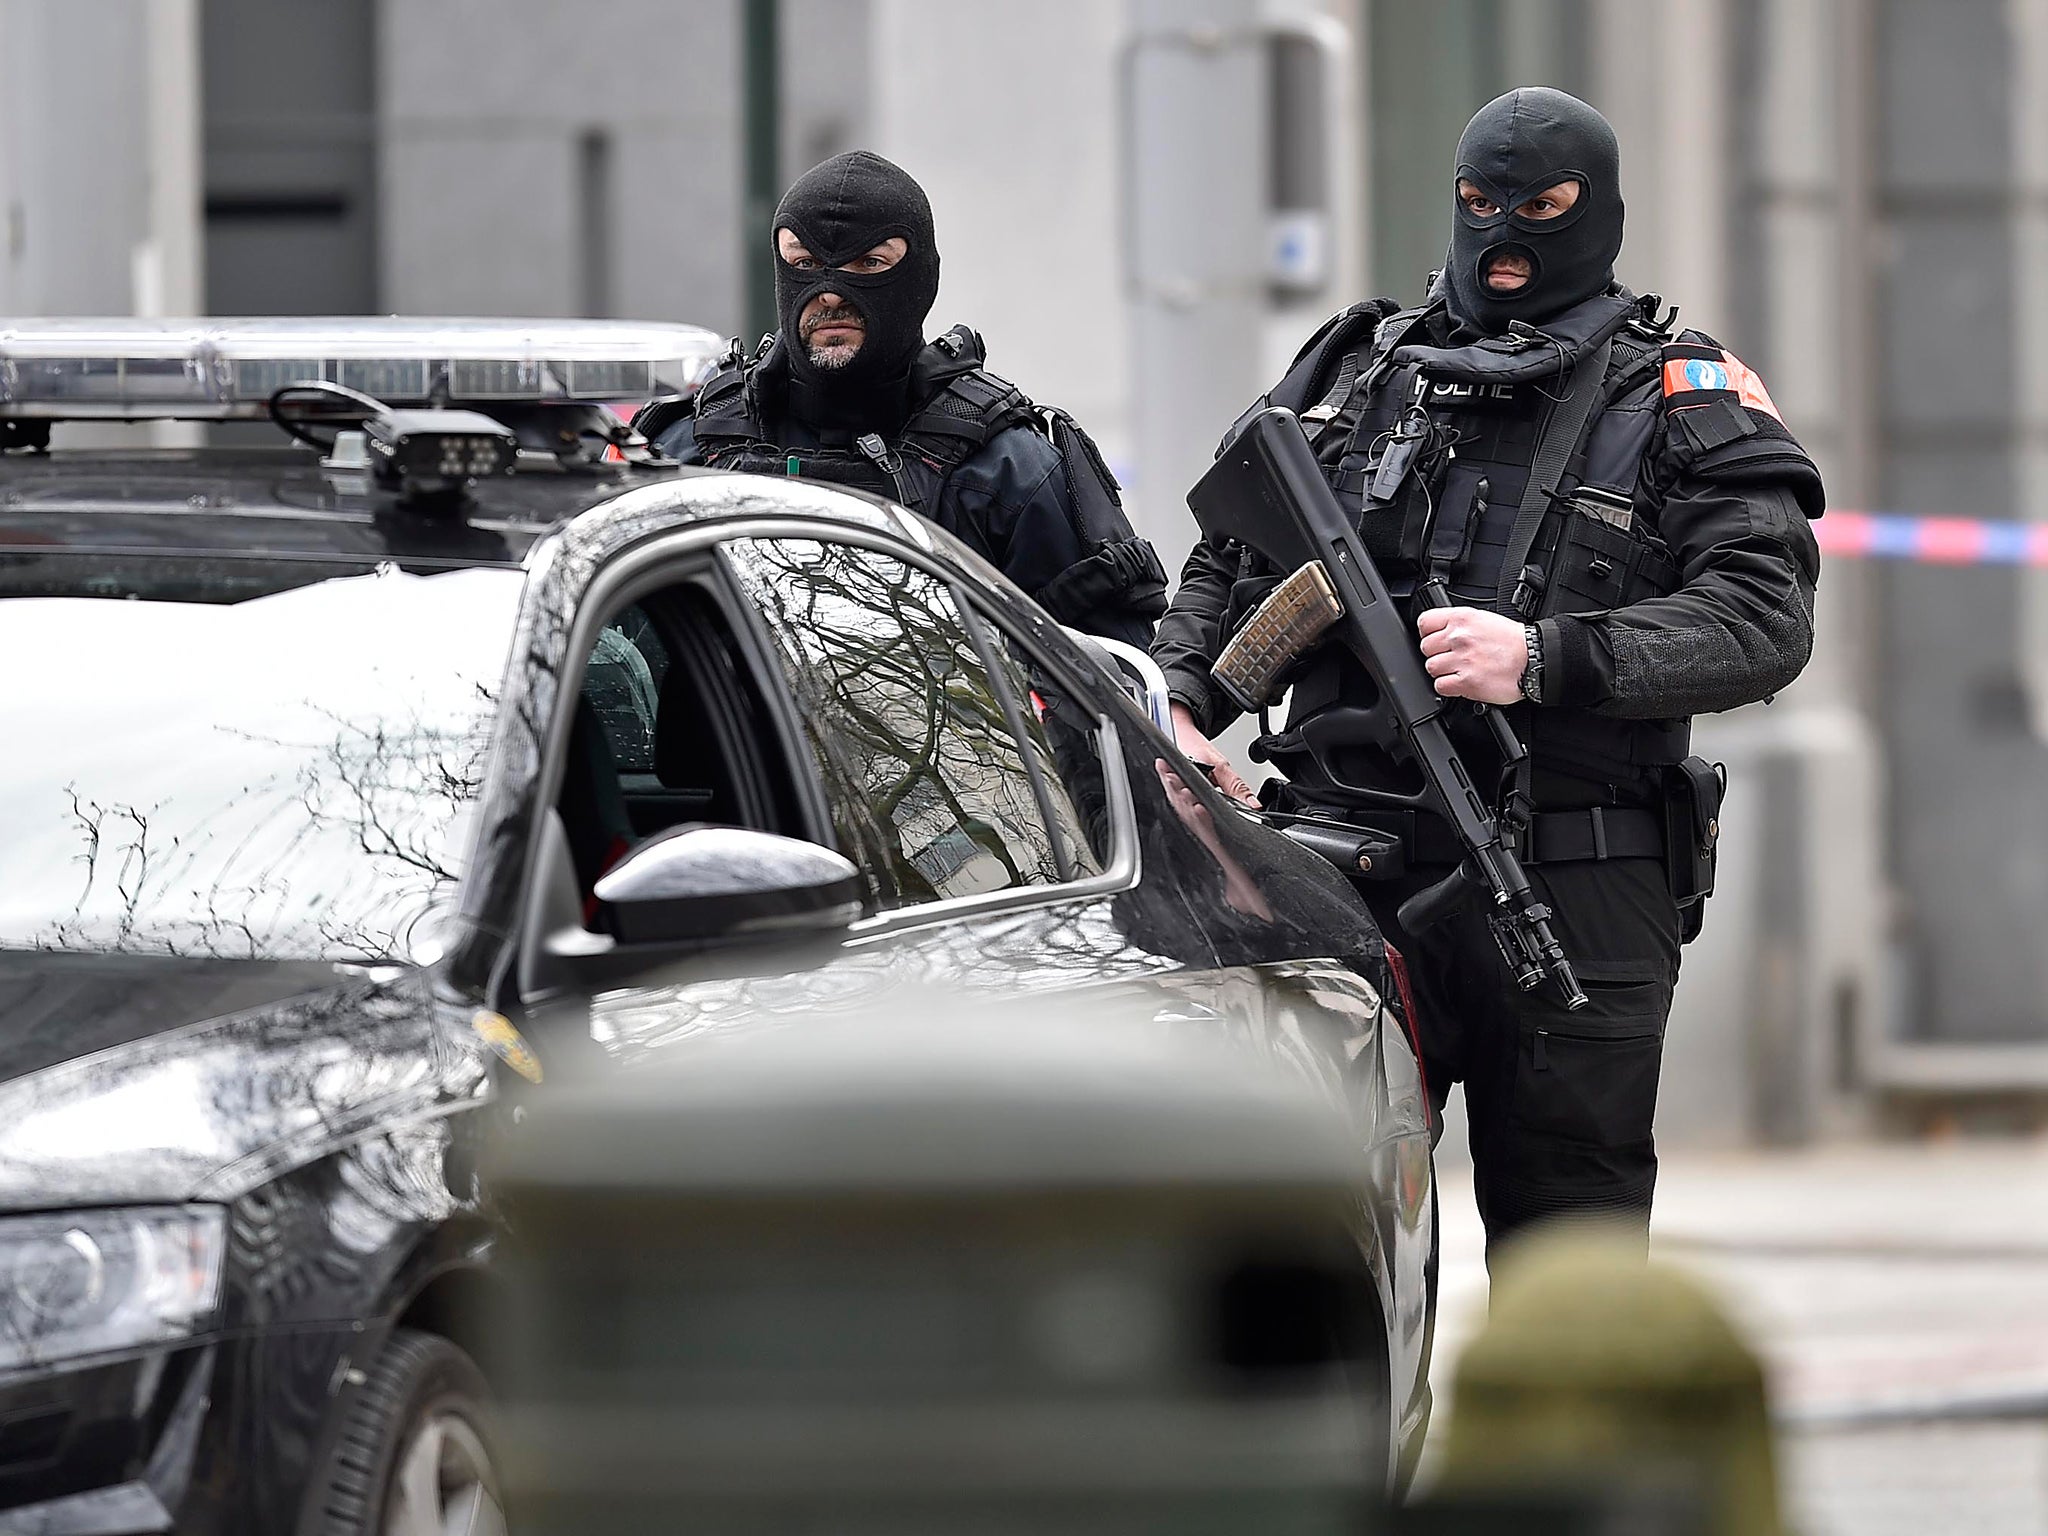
1660;343;1782;423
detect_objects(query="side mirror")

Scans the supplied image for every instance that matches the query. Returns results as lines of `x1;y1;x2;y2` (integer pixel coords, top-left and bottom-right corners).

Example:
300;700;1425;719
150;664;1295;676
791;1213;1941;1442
590;824;864;947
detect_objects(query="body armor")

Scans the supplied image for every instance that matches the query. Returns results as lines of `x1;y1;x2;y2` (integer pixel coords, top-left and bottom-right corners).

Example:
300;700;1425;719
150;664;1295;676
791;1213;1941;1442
639;325;1168;635
683;325;1037;524
1244;289;1689;801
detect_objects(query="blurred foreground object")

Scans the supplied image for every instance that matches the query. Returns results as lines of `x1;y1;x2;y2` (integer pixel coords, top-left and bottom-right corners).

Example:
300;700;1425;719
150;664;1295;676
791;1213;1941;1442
1427;1227;1781;1536
489;1002;1387;1533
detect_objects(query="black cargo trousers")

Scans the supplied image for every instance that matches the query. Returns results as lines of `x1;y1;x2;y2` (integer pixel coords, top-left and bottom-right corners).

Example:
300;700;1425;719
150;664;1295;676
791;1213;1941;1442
1351;851;1680;1261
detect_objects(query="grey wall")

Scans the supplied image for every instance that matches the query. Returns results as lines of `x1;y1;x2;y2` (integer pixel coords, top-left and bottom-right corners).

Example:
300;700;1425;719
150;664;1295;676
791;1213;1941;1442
0;0;202;316
1874;0;2043;1042
374;0;872;336
780;0;873;182
203;0;376;314
376;0;745;330
1364;0;1504;303
870;0;1134;474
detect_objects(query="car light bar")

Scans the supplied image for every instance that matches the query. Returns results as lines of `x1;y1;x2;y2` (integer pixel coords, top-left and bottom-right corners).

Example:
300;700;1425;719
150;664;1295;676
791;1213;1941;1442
0;316;724;420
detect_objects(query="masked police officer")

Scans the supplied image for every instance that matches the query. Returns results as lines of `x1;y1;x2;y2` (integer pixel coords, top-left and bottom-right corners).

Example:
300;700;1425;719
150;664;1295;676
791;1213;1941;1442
641;150;1166;646
1154;88;1823;1256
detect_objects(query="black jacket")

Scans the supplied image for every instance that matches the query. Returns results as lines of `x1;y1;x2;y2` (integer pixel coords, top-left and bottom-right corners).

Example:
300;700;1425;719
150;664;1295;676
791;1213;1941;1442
655;334;1165;648
1154;295;1823;766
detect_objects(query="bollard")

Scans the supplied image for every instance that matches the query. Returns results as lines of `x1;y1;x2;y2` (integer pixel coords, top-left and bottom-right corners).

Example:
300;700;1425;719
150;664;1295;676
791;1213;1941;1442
1424;1226;1782;1536
487;997;1393;1534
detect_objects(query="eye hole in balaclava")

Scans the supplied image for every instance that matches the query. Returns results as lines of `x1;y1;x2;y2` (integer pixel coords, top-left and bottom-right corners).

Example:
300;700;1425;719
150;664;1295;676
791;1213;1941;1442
772;150;940;404
1445;87;1623;335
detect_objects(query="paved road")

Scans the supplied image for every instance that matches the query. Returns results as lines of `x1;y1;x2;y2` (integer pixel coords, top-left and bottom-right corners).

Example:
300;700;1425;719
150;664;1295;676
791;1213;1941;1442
1421;1136;2048;1534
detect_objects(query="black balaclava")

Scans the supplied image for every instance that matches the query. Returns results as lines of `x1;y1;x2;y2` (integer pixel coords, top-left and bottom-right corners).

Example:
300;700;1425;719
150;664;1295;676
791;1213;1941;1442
771;150;940;423
1445;87;1624;336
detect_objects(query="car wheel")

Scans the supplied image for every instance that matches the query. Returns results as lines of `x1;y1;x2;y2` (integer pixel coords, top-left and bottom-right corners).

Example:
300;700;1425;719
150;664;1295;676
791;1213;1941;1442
315;1327;505;1536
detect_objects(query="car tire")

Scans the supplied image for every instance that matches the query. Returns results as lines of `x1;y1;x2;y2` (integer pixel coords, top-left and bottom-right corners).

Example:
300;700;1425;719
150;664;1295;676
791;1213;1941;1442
313;1327;505;1536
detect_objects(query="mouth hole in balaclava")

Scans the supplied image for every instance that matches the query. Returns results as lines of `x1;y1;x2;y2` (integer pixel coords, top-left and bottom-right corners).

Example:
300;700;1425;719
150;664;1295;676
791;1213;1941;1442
1475;239;1543;297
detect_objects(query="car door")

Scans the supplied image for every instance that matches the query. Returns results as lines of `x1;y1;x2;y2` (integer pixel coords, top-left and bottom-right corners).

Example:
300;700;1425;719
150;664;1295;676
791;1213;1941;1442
482;504;1409;1140
710;530;1432;1419
578;529;1395;1085
481;509;1409;1148
483;507;1430;1472
558;529;1164;1057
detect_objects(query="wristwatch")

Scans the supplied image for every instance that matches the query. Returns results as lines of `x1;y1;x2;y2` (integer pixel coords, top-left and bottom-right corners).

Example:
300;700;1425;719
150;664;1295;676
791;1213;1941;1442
1519;623;1545;704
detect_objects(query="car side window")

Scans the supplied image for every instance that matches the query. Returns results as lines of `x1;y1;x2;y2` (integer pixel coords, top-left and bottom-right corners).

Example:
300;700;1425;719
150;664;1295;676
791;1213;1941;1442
968;617;1111;873
723;536;1092;910
584;603;667;776
550;580;802;918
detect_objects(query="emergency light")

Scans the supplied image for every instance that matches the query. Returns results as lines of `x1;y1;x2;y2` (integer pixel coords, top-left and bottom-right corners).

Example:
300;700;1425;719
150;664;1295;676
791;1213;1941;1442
363;408;519;493
0;317;722;420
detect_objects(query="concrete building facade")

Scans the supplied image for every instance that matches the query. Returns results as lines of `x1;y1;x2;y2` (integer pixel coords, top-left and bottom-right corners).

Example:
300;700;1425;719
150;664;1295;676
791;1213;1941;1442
0;0;202;318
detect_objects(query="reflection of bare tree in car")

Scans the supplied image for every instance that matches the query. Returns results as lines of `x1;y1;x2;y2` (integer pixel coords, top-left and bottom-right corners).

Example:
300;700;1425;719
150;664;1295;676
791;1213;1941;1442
41;704;492;960
3;561;518;962
725;535;1354;981
1010;641;1295;963
728;539;1070;906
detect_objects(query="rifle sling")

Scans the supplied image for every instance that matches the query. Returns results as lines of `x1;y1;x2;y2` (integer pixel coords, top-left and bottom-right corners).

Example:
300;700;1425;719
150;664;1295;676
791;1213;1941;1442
1494;336;1613;616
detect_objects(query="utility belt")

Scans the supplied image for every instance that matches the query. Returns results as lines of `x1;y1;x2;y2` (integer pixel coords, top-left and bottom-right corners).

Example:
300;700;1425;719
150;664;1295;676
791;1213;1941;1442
1269;800;1661;874
1268;754;1724;942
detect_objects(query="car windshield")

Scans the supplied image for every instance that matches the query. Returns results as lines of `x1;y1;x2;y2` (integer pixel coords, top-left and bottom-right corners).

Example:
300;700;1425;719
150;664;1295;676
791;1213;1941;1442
0;556;524;962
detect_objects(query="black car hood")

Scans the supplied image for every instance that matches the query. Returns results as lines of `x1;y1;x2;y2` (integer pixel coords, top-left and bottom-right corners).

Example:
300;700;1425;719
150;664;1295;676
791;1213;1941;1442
0;952;348;1085
0;953;459;1210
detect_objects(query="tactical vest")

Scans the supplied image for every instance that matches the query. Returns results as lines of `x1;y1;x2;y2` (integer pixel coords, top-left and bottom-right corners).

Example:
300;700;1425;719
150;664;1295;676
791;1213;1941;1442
664;325;1169;630
684;326;1039;537
1254;292;1688;797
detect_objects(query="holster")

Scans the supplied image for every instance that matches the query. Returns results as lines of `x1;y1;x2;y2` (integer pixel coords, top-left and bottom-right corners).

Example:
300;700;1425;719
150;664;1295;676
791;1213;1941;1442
1268;811;1408;881
1663;755;1725;943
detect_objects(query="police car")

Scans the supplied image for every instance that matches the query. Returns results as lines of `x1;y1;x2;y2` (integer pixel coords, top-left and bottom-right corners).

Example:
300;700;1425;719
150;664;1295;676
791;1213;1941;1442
0;319;1434;1533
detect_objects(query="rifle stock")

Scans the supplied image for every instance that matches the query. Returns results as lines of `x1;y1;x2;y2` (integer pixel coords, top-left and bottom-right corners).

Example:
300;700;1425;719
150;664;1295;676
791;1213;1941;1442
1187;407;1586;1009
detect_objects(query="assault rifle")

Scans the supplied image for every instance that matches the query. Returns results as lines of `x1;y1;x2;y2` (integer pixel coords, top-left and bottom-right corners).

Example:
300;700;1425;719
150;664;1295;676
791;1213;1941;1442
1187;406;1586;1010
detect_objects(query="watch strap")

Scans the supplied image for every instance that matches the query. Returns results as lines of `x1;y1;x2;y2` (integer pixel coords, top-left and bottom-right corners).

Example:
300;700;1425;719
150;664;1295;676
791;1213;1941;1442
1520;622;1545;703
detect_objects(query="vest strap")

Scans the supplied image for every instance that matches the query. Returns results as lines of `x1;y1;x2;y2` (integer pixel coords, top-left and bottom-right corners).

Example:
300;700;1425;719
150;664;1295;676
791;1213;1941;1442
1496;337;1613;617
1362;304;1434;393
1300;349;1362;441
690;331;1036;517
